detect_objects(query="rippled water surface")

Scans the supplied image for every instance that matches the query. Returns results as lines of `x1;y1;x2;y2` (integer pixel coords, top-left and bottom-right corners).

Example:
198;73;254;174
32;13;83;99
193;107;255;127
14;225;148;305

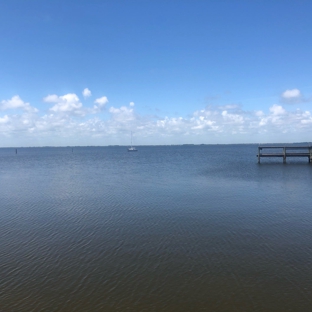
0;145;312;311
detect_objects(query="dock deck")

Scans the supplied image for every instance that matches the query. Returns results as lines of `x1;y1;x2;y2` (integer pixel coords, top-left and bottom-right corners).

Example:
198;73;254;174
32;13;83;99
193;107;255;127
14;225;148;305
257;145;312;163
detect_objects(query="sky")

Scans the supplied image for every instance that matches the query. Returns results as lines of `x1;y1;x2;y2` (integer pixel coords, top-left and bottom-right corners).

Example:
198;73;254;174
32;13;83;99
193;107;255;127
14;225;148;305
1;0;312;147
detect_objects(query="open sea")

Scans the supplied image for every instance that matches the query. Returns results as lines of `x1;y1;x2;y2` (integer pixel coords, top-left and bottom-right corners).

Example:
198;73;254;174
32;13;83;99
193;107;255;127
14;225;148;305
0;145;311;311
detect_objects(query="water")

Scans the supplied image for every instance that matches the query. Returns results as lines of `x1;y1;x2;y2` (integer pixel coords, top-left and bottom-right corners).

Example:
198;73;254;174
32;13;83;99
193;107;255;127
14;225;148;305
0;145;311;311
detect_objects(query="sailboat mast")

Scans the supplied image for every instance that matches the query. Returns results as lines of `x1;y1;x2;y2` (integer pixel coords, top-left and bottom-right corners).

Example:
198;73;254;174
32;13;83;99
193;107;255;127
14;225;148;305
127;131;137;151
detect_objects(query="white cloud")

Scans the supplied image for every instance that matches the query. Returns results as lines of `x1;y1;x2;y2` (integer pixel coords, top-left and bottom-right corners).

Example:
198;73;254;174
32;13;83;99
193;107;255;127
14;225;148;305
92;96;108;113
94;96;108;107
0;115;9;124
43;94;59;103
129;102;135;107
44;93;84;115
282;89;300;99
109;106;134;122
83;88;91;98
300;111;312;124
221;110;244;124
2;92;312;146
269;104;286;115
280;88;309;104
0;95;38;112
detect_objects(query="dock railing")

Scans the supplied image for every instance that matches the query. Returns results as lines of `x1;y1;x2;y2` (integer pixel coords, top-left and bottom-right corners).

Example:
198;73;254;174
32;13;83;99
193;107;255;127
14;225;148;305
257;145;312;163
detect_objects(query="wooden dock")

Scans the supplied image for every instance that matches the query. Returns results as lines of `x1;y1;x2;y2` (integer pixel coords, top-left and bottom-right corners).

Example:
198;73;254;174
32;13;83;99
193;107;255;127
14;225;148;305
257;145;312;163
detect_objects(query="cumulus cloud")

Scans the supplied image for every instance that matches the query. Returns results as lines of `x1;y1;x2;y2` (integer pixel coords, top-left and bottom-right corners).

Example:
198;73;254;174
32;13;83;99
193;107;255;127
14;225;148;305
2;92;312;145
43;94;59;103
300;111;312;124
129;102;135;107
109;106;135;122
92;96;108;113
221;110;244;124
0;95;38;112
269;104;286;115
280;88;309;104
282;89;300;99
94;96;108;107
83;88;91;98
43;93;84;115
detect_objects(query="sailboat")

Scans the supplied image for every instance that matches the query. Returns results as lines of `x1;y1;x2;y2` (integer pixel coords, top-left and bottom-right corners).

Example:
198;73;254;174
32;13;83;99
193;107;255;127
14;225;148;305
128;132;138;152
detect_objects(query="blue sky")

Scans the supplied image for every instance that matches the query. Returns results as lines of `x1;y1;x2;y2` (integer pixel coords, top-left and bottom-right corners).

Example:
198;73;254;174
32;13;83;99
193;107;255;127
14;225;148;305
1;0;312;146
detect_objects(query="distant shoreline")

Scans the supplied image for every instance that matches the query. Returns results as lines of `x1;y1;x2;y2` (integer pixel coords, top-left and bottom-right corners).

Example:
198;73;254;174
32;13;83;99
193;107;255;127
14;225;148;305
1;142;311;149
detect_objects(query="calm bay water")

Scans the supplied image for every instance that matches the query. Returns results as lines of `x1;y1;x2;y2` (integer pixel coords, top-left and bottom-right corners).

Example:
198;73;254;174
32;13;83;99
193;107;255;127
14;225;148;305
0;145;312;311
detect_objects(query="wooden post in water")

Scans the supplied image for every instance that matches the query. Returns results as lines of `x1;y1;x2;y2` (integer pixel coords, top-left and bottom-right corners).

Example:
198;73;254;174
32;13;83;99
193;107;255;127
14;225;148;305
283;147;286;163
309;147;312;163
258;147;261;164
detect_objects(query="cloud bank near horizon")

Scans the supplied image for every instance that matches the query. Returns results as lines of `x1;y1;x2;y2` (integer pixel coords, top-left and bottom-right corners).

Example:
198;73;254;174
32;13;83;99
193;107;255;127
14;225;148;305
1;88;312;146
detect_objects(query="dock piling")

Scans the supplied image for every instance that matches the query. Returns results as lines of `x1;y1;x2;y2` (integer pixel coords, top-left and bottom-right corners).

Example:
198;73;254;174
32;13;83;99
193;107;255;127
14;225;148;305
257;145;312;163
283;147;286;164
